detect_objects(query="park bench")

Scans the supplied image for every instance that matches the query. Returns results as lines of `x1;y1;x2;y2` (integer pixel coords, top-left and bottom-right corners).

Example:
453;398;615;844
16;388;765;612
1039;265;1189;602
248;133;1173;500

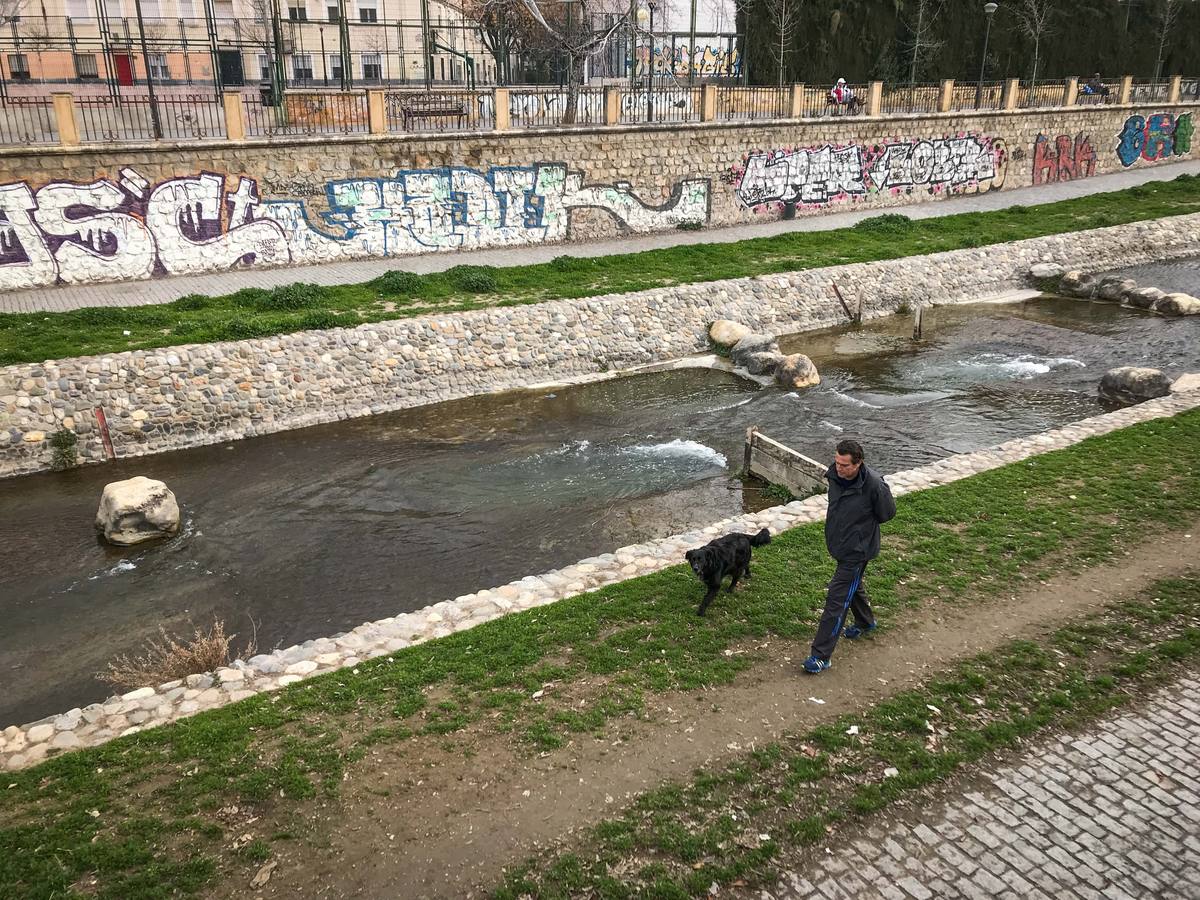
399;93;467;130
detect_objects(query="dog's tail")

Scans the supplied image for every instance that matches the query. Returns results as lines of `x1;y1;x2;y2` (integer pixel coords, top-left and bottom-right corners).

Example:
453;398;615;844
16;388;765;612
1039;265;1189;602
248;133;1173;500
751;527;771;547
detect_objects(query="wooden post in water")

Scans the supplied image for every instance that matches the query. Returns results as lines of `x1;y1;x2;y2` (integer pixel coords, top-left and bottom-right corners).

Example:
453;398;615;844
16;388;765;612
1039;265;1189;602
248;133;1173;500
743;425;756;476
913;304;924;340
831;282;857;324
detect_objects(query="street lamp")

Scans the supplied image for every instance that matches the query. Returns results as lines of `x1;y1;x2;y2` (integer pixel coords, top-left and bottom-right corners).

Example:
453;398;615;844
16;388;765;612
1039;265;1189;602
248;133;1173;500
974;1;998;110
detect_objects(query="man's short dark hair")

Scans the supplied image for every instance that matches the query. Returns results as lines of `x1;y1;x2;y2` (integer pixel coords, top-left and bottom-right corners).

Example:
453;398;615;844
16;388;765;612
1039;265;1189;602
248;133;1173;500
836;439;864;463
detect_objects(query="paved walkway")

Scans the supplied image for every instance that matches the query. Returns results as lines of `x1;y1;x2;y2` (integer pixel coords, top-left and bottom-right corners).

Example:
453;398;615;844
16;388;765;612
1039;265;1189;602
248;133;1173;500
760;673;1200;900
3;159;1199;315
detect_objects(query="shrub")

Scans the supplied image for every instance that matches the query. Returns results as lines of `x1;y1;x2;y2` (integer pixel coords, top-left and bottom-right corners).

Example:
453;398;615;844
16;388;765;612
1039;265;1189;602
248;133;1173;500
70;307;125;326
445;264;499;293
230;287;271;309
49;428;78;470
99;619;257;691
299;309;345;330
256;282;323;311
549;255;579;272
852;213;914;234
958;234;985;248
174;293;213;311
219;316;270;340
373;269;425;296
675;220;704;231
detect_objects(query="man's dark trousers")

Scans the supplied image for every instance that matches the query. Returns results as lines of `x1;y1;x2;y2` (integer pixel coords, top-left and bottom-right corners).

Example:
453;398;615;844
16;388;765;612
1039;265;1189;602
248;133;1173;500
811;561;874;661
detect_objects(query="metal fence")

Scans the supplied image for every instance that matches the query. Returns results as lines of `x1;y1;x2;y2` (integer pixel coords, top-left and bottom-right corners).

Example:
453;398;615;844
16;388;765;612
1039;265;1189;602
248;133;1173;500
881;83;942;115
0;96;58;144
714;86;788;121
75;93;224;142
1019;80;1066;109
507;87;605;129
1130;79;1171;103
244;90;368;138
950;81;1004;111
617;86;700;125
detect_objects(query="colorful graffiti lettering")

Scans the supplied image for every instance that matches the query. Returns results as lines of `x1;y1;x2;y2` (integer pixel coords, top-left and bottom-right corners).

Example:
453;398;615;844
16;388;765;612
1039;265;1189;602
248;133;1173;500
635;44;742;79
730;135;1006;210
1116;112;1194;167
1031;133;1097;185
0;165;710;291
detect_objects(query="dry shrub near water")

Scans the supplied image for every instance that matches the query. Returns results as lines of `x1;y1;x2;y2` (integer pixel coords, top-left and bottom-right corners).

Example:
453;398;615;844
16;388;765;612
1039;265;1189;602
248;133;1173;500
99;619;257;691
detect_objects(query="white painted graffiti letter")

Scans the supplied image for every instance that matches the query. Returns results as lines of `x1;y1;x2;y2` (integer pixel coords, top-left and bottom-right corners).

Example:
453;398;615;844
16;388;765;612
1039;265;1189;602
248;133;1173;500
34;177;156;284
0;183;57;290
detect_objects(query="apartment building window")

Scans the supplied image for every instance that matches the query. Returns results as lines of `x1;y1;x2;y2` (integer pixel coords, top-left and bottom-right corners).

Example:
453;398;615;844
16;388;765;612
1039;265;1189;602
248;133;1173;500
66;0;90;18
327;54;342;80
148;53;169;80
288;2;308;21
292;53;314;81
258;53;271;80
74;53;100;79
357;1;376;22
326;4;338;20
178;0;195;17
140;0;161;19
215;0;234;19
7;54;29;81
361;52;381;81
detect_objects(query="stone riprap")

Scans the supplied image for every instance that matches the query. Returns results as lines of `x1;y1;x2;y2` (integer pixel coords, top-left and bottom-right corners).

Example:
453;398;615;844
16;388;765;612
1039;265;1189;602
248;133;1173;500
3;212;1199;478
3;388;1199;772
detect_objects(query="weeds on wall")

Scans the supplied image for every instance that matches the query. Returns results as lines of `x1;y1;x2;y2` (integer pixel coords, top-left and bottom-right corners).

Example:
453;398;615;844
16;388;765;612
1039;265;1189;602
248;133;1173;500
99;619;258;691
48;429;77;471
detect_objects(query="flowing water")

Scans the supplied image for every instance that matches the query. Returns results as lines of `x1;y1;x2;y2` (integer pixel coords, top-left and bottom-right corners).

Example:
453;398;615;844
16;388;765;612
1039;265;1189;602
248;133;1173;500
1110;255;1200;296
2;296;1199;726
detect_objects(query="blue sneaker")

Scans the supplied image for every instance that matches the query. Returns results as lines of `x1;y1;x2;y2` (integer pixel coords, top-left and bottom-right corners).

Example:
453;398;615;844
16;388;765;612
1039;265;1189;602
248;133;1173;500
802;655;831;674
843;623;878;640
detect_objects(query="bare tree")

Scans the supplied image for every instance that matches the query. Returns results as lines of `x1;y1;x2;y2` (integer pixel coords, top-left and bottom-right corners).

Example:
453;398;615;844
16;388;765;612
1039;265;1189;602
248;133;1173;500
1011;0;1056;84
0;0;26;25
515;0;627;122
901;0;944;85
761;0;799;88
1153;0;1184;80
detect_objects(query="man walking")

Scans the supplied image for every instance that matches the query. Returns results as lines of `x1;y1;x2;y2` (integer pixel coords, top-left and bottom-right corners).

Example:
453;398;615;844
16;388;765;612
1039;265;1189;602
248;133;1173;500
803;439;896;674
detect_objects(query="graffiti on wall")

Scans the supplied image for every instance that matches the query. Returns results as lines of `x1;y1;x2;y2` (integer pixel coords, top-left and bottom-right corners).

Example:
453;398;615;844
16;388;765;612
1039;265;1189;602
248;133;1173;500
0;165;710;291
1116;112;1194;167
634;44;742;79
727;135;1007;210
1031;133;1097;185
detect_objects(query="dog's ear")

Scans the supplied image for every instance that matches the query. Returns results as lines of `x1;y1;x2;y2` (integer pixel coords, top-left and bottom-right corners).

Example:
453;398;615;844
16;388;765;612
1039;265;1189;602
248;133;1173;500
685;549;696;563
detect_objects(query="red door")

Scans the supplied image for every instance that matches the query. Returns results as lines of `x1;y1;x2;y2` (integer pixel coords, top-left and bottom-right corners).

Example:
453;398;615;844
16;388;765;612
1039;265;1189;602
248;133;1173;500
114;54;134;86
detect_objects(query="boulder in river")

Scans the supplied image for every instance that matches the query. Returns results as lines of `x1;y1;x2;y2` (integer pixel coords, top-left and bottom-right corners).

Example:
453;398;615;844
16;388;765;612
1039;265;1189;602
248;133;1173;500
775;354;821;390
96;476;180;546
1156;292;1200;316
730;332;780;368
708;320;751;348
1098;367;1173;406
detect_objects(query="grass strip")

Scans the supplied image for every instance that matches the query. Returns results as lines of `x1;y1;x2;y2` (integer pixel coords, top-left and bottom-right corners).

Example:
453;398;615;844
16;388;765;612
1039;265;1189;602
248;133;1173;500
1;408;1199;898
0;175;1198;366
495;574;1200;898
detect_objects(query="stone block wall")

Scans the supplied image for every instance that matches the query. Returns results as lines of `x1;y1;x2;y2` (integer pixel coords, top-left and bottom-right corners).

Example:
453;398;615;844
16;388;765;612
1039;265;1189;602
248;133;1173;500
0;103;1193;291
2;211;1197;478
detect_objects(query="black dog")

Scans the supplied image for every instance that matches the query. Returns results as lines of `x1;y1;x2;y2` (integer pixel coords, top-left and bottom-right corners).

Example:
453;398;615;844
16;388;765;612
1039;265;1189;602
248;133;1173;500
685;528;771;616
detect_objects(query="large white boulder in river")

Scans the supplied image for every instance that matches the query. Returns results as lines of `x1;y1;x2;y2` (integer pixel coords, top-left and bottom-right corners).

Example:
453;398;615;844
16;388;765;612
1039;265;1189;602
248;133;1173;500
1157;293;1200;316
96;476;180;545
709;319;751;348
1098;367;1172;406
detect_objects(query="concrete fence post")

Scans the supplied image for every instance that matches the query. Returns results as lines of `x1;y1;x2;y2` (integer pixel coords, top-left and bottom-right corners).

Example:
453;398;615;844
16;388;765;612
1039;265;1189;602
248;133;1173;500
221;90;245;141
1168;75;1182;104
493;87;511;130
366;89;387;134
866;80;883;117
789;83;805;118
938;79;954;113
1118;75;1133;105
603;86;620;125
1063;76;1078;107
52;92;79;146
1002;78;1020;110
700;83;717;121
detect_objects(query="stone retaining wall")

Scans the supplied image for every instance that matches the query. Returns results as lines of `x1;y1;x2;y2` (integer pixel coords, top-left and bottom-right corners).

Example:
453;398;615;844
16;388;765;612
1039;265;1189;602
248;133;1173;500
0;102;1193;290
3;211;1199;477
3;387;1197;771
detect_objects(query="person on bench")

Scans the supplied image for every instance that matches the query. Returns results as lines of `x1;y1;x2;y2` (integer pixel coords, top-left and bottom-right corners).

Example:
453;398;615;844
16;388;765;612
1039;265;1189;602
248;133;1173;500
1081;73;1109;98
829;77;856;106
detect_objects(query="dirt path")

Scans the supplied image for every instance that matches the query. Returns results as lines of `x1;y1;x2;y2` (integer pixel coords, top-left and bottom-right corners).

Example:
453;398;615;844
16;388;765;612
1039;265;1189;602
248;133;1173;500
218;521;1199;899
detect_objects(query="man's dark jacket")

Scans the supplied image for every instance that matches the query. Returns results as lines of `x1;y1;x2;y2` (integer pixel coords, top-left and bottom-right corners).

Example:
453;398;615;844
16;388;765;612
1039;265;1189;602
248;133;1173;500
824;463;896;563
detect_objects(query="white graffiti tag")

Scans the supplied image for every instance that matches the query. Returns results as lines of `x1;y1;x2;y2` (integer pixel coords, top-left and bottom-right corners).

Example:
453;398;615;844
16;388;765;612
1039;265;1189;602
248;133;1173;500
0;165;710;291
733;135;1004;209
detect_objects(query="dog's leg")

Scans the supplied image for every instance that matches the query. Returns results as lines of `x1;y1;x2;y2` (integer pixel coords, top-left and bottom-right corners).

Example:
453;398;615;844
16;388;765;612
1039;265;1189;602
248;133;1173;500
697;583;720;616
727;570;741;593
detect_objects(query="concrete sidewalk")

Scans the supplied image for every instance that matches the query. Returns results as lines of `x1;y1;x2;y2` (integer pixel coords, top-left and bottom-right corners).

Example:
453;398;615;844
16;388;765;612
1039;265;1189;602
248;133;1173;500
3;159;1199;315
759;673;1200;900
